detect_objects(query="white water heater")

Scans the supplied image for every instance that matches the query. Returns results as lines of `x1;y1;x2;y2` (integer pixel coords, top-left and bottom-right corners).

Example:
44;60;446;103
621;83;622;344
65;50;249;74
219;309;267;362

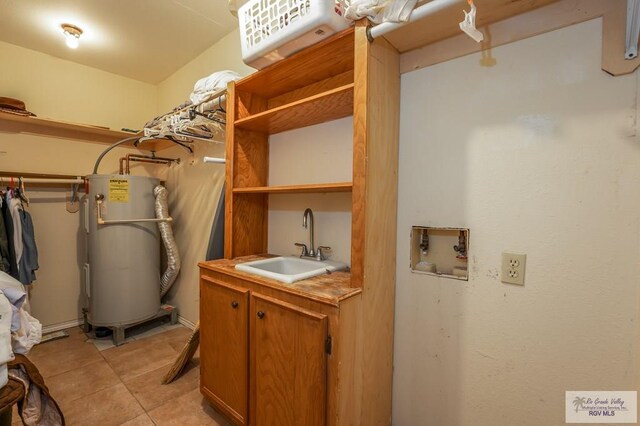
84;175;161;326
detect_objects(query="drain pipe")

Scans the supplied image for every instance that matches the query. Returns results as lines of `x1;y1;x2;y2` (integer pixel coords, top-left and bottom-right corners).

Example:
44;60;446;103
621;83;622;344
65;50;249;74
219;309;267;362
154;185;180;298
367;0;461;41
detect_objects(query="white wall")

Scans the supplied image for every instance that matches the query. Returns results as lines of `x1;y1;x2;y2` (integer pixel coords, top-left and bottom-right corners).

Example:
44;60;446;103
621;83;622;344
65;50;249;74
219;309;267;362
268;117;353;263
157;29;253;112
0;41;156;130
0;41;158;328
393;19;640;425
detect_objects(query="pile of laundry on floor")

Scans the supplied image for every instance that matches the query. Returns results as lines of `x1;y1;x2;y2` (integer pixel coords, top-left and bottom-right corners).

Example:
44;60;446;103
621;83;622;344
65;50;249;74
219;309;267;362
0;272;42;385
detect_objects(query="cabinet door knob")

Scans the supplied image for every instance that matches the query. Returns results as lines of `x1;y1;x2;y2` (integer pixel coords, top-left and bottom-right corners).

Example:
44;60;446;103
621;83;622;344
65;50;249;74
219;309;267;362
231;301;239;309
256;311;265;319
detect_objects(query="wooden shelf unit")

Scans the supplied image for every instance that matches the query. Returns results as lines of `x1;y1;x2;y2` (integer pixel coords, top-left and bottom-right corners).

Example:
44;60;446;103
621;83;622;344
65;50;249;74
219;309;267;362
232;182;352;194
225;28;357;260
217;23;400;425
0;111;173;150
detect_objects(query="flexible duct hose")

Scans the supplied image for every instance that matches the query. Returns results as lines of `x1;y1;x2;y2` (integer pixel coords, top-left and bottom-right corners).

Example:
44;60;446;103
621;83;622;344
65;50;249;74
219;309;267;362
154;185;180;297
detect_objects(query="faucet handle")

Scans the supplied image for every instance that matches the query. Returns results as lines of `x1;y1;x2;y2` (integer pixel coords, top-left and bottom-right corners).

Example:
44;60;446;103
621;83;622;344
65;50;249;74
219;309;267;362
294;243;308;257
316;246;331;261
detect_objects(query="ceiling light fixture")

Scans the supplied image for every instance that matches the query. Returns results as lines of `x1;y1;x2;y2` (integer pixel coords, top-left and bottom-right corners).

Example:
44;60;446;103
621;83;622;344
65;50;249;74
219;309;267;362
61;23;83;49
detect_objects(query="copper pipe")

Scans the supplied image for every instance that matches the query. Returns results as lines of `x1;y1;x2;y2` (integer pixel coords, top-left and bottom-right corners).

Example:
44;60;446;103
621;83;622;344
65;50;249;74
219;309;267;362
126;154;177;174
126;158;171;174
118;154;178;175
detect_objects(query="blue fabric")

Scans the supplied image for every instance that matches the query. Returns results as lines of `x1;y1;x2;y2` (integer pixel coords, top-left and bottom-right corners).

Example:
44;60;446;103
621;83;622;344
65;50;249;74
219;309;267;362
18;210;38;285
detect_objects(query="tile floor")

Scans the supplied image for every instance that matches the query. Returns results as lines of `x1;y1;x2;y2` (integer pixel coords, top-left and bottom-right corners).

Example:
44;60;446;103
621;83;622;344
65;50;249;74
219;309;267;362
14;324;231;426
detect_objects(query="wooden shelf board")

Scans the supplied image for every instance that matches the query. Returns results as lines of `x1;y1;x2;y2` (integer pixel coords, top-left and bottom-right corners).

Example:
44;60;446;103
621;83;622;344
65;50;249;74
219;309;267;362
236;28;355;98
0;112;144;145
233;182;353;194
235;84;354;134
385;0;560;53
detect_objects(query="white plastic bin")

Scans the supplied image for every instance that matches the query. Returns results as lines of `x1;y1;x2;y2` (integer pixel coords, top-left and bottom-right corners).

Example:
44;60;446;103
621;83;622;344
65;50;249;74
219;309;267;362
239;0;352;69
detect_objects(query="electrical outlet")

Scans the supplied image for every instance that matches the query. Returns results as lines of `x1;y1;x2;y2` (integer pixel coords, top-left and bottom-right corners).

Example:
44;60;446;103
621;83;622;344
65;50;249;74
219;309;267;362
501;252;526;285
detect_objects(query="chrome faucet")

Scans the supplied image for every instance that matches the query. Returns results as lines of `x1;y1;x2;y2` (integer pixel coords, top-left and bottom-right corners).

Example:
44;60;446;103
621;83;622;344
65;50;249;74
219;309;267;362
295;208;331;261
303;208;315;257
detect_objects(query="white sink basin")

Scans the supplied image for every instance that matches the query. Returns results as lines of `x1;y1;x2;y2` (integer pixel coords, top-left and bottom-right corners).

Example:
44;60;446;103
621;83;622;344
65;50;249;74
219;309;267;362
235;256;347;283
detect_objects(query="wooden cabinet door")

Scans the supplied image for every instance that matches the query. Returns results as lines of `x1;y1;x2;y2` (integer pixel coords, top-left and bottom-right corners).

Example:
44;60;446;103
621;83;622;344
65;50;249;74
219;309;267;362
250;293;328;426
200;276;249;425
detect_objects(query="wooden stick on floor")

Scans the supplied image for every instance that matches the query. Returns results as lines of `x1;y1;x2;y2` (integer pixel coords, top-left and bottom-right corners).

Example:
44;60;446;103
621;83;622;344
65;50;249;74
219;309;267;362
161;322;200;384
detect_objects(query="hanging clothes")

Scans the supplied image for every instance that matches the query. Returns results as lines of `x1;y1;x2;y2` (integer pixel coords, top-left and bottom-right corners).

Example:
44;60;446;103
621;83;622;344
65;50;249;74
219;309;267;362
1;195;19;280
1;189;38;285
18;210;38;286
8;197;23;269
0;201;9;274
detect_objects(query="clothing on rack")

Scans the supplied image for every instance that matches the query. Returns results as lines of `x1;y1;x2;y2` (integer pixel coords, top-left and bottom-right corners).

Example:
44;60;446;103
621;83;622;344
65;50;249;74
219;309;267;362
1;185;39;285
18;211;38;286
8;198;23;269
1;199;18;280
0;208;9;274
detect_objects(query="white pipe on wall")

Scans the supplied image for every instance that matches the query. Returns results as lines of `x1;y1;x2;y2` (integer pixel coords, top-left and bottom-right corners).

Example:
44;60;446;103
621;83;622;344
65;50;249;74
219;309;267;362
203;156;226;164
626;0;640;59
367;0;462;41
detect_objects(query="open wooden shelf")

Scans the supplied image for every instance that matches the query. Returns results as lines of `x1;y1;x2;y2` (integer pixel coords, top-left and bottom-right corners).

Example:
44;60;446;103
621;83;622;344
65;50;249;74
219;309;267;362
233;182;352;194
236;28;355;99
0;112;138;143
0;112;174;150
234;84;354;134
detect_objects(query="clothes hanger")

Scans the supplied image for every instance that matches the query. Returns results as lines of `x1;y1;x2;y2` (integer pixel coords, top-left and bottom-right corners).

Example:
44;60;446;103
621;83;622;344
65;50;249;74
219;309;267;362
173;117;215;138
166;135;195;154
188;108;226;125
12;178;23;209
19;177;29;206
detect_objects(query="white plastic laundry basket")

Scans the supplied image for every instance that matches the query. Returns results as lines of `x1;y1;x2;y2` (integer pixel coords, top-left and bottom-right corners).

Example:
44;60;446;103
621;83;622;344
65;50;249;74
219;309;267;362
239;0;352;69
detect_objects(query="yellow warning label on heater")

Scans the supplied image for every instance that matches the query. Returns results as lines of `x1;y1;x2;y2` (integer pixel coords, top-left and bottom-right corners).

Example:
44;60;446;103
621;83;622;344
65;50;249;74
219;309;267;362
108;179;129;202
